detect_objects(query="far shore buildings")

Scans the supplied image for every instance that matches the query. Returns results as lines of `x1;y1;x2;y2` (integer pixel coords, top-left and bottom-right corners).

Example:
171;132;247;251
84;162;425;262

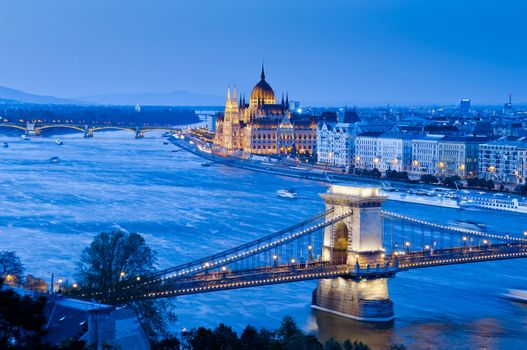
213;66;317;156
316;110;360;168
479;137;527;184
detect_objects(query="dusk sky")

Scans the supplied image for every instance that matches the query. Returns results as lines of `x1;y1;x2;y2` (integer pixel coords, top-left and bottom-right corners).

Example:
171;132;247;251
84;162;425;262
1;0;526;105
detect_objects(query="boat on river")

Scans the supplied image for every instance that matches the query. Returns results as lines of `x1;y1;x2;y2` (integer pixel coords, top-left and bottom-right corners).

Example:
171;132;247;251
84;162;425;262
56;139;63;145
276;189;298;199
3;142;8;148
459;193;527;214
381;189;460;209
503;289;527;303
20;135;30;141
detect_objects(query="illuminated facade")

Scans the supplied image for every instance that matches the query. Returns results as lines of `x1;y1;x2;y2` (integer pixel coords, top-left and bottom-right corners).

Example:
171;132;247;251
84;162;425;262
214;67;317;155
479;137;527;183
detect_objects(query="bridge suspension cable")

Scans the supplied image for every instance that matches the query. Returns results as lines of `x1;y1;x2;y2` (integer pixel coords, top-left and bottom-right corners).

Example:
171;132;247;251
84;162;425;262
381;210;527;243
142;208;341;282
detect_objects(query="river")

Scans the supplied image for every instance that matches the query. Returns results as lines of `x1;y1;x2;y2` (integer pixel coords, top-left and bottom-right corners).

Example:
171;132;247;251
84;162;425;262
1;131;526;349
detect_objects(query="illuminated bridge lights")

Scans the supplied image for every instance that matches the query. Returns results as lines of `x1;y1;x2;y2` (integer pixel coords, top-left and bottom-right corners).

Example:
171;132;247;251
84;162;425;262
382;211;527;243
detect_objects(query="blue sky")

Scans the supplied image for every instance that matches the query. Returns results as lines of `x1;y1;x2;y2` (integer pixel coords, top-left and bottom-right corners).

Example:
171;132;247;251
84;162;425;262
1;0;525;105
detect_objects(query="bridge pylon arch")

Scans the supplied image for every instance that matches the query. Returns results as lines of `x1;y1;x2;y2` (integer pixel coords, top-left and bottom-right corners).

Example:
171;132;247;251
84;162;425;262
312;185;394;322
26;123;40;136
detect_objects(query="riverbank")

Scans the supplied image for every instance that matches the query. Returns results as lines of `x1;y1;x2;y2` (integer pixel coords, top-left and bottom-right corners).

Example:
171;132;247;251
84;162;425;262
172;135;527;213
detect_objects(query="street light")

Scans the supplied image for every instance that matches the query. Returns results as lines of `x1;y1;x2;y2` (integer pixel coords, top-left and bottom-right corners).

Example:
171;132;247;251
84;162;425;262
72;283;78;289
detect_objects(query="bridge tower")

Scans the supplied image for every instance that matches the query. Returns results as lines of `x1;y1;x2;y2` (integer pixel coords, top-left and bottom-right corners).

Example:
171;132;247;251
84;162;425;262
26;122;40;136
312;185;394;322
84;125;93;138
135;128;144;139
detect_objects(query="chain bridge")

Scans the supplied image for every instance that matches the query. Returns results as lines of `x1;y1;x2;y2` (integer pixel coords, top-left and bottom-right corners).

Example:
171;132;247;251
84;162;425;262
0;122;182;138
70;185;527;321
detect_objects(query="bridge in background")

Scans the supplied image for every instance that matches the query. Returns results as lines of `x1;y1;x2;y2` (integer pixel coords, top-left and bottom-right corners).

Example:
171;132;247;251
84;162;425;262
70;185;527;322
0;122;191;138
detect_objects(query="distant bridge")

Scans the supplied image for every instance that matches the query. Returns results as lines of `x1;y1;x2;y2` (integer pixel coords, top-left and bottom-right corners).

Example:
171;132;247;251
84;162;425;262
0;122;190;138
69;185;527;322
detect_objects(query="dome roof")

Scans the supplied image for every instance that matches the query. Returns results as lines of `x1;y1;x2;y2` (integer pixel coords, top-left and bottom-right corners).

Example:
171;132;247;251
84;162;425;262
250;66;275;103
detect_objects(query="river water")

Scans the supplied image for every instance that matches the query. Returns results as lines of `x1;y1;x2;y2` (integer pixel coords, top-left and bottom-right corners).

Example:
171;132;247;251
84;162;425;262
1;131;526;350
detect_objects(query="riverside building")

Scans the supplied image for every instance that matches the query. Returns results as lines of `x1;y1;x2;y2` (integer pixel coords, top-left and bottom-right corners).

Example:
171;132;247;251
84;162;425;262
479;137;527;183
437;136;488;178
354;133;413;172
316;111;360;168
410;135;444;175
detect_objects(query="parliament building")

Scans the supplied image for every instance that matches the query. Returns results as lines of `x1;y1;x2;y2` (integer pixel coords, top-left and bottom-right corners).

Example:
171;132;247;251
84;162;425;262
213;67;317;156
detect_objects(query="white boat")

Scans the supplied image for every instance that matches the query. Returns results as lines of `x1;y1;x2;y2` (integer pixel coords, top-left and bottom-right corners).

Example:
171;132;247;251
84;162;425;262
459;194;527;214
20;135;30;141
49;157;60;164
382;190;460;209
503;289;527;303
276;189;298;199
55;139;63;145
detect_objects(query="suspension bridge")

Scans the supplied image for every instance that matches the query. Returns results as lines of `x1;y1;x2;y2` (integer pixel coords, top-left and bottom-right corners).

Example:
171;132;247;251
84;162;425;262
0;122;185;138
69;185;527;321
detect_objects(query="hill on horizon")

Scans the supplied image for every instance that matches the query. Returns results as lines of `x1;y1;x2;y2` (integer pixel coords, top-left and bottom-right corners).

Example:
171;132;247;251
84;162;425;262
0;85;87;105
0;85;225;107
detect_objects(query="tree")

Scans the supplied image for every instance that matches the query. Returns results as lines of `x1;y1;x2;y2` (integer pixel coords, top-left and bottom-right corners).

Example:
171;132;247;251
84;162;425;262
285;334;306;350
387;345;406;350
151;336;181;350
303;335;323;350
515;184;527;196
240;325;271;350
213;323;239;350
0;251;25;286
76;231;156;290
0;279;48;349
343;340;370;350
420;174;438;185
75;231;176;340
324;338;342;350
486;179;495;190
441;176;461;189
275;315;303;343
57;337;89;350
189;327;216;350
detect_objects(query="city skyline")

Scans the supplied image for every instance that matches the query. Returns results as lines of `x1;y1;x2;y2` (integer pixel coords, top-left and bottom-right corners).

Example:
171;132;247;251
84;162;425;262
1;0;526;105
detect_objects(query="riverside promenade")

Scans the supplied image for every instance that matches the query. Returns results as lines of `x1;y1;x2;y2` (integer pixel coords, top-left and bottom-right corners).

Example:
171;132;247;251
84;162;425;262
170;136;369;185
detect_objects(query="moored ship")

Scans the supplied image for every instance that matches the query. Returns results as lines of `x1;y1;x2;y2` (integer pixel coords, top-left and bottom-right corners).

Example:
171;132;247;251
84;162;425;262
459;193;527;214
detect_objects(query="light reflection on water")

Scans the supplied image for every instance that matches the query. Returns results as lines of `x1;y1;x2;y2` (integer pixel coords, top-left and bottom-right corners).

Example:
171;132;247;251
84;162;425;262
1;131;526;349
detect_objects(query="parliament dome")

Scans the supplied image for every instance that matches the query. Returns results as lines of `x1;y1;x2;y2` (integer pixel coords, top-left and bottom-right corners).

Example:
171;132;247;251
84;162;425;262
250;66;275;104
